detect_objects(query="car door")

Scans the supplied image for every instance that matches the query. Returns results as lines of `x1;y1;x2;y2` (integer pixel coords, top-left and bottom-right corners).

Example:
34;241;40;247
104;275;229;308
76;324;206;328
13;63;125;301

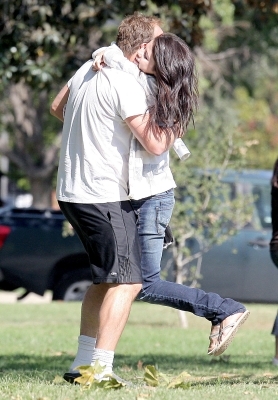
200;227;275;302
161;170;278;303
199;176;278;302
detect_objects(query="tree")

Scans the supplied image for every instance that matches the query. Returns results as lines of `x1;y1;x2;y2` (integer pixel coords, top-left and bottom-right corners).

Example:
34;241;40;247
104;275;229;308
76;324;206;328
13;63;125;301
0;0;117;207
193;0;278;168
2;0;277;206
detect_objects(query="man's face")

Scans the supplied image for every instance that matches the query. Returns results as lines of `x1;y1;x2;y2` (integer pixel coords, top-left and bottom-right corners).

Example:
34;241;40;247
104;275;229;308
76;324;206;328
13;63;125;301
128;24;163;75
135;40;156;75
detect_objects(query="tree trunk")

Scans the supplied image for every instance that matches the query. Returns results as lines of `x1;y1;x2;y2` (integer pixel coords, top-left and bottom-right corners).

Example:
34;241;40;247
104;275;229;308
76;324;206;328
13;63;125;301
0;82;62;210
173;243;189;329
29;176;53;208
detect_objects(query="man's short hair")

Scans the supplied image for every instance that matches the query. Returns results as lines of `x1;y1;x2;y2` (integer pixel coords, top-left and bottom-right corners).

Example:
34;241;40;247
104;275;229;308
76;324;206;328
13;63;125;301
116;12;161;57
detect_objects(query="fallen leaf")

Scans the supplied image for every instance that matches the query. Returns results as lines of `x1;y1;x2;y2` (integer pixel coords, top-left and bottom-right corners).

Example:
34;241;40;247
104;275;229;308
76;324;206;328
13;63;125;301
144;365;159;387
167;371;191;389
137;360;144;370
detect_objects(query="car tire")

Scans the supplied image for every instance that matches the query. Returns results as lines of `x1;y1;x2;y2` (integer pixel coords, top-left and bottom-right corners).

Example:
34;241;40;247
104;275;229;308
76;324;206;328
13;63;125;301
52;269;93;301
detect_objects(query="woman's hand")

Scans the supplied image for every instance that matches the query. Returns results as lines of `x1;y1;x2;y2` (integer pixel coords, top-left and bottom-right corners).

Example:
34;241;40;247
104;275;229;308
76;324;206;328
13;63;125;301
92;51;106;71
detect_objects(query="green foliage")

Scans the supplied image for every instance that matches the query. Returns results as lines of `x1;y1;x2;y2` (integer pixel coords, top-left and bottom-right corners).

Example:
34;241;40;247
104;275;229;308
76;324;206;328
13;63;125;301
195;0;278;171
0;0;278;202
233;86;276;168
0;0;118;89
169;94;253;286
62;220;75;237
214;0;235;26
0;0;212;206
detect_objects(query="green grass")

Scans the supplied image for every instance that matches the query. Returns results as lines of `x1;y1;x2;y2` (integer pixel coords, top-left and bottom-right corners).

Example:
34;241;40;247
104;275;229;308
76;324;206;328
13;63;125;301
1;300;278;399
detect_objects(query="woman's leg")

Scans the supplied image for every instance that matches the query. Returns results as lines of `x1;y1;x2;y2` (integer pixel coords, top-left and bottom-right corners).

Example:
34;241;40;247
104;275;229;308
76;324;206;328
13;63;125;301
131;190;246;326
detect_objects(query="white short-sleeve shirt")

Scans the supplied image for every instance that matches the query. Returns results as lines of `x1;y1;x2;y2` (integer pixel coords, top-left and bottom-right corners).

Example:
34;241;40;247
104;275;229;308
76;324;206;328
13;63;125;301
56;60;149;203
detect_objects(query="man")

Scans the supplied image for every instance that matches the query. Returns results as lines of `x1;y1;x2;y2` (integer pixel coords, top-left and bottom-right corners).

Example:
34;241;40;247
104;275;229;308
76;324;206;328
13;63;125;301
269;158;278;365
50;13;173;383
52;13;250;383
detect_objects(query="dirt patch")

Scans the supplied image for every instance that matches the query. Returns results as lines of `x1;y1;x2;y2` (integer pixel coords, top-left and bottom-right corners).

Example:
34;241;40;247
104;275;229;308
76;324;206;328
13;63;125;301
0;291;52;304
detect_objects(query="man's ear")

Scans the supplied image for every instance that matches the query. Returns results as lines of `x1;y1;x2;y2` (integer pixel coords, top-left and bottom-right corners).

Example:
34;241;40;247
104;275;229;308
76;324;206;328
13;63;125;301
139;42;147;49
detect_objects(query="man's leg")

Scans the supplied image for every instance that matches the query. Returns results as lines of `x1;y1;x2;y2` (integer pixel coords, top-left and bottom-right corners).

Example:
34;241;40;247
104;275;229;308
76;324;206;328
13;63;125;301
60;200;142;382
66;282;141;378
86;282;141;378
80;283;105;339
67;283;103;373
93;283;141;349
79;282;141;349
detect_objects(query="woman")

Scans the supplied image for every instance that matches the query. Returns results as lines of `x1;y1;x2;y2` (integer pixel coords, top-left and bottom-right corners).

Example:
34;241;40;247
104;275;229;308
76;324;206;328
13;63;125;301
94;32;249;356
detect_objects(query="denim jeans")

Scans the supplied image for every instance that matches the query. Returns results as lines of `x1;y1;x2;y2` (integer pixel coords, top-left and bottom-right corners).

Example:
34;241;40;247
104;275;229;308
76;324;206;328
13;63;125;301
131;189;246;325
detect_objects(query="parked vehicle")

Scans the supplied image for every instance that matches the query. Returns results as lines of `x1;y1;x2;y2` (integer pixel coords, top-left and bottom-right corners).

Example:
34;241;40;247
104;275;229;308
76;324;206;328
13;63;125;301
161;169;278;303
0;206;92;301
0;169;277;303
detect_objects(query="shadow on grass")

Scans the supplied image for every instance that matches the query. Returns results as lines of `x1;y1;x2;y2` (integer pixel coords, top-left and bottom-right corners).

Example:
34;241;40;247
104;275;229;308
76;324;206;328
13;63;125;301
117;353;276;370
1;354;278;389
0;353;275;374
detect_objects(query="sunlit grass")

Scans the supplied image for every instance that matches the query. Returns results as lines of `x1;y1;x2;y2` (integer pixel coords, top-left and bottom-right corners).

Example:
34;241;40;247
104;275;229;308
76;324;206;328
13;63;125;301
0;301;278;399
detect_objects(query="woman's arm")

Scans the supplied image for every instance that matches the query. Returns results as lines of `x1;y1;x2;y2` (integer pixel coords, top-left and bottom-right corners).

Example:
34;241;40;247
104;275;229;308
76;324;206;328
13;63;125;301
125;114;175;156
104;46;187;159
93;45;189;159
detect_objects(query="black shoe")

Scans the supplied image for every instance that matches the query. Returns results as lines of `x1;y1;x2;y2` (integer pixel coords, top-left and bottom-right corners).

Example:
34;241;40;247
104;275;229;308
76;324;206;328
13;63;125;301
63;372;81;384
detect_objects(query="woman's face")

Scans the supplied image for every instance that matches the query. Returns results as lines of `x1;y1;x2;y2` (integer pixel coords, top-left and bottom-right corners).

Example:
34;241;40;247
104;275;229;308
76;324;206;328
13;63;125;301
135;40;156;75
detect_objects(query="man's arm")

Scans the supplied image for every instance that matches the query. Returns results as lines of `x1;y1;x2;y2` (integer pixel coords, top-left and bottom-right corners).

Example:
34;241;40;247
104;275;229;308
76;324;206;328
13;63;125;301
125;114;176;156
50;84;70;122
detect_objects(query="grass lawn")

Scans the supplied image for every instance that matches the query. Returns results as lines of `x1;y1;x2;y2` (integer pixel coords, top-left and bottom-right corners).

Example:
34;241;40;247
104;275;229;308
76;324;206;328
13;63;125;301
0;300;278;399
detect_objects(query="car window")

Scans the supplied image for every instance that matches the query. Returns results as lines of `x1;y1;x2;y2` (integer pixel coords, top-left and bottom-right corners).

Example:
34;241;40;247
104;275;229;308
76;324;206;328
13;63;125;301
230;180;271;230
252;184;271;229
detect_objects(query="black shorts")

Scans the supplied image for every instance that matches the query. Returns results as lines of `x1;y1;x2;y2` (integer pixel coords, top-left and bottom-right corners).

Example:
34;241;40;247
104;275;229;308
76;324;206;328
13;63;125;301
58;200;142;284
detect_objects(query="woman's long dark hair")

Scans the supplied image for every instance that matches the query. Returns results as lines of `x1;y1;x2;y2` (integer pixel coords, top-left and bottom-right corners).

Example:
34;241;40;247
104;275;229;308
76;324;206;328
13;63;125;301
145;33;199;142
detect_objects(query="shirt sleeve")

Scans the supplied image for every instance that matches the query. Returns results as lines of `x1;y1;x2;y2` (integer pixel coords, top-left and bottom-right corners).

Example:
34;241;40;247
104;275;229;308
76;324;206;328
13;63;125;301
104;44;141;78
92;46;108;59
67;76;73;88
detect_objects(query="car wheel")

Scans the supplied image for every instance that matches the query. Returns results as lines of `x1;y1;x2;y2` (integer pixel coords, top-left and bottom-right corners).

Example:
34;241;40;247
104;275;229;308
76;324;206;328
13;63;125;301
52;269;92;301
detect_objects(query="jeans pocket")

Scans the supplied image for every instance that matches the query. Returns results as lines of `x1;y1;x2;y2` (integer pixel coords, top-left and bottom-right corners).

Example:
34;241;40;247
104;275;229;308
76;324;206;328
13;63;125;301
155;201;174;235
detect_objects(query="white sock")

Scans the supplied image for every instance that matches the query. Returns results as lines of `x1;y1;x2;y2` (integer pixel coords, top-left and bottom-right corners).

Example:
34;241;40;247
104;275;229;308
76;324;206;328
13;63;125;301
91;348;114;377
69;335;96;373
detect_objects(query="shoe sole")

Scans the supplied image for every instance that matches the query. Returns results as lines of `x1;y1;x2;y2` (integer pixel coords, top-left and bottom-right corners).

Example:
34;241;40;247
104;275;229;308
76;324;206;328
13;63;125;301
63;372;81;384
212;310;250;356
